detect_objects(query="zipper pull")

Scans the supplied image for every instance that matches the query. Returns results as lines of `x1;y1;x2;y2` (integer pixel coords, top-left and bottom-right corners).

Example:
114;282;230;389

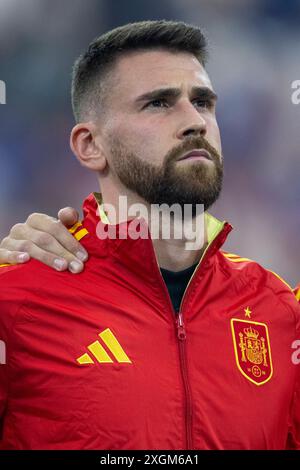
177;312;186;340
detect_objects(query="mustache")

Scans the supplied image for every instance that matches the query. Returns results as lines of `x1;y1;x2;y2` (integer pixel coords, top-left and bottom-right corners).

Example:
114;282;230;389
165;136;222;166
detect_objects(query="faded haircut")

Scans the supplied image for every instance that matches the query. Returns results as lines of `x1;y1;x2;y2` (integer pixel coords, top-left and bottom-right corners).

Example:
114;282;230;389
71;20;209;122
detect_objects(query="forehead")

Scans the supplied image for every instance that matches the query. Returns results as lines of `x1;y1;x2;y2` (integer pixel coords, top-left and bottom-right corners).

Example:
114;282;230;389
110;49;213;100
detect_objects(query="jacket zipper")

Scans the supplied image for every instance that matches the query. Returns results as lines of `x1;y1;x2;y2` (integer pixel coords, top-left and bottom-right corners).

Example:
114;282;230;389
174;221;231;449
176;311;193;448
174;239;214;450
152;221;231;450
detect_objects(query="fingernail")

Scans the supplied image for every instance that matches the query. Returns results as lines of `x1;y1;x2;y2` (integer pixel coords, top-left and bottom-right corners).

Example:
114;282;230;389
18;253;30;263
76;251;88;262
53;259;66;271
69;260;83;273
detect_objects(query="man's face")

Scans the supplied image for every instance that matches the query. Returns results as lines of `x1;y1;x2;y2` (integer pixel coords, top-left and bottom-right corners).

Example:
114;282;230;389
99;49;223;211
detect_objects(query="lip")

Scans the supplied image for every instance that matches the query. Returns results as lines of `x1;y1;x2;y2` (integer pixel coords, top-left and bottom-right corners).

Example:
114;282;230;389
178;149;212;161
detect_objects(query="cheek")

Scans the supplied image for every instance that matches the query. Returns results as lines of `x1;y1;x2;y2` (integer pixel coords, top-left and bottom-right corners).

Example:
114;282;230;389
117;118;169;163
206;116;222;152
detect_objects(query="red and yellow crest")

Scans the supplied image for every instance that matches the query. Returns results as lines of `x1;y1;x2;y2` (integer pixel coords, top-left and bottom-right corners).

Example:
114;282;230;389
231;318;273;386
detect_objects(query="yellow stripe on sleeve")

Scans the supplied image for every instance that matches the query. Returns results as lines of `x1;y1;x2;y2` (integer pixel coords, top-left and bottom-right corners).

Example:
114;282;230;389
223;253;252;263
223;253;241;258
68;222;83;234
74;228;88;241
223;253;295;294
269;271;294;292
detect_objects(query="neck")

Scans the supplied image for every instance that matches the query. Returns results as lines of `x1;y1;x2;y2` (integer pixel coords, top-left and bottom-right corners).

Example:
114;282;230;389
96;179;208;272
152;237;206;272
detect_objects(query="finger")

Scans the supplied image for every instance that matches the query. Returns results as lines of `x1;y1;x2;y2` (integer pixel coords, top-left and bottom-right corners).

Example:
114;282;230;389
0;248;30;265
0;237;83;273
57;207;79;228
21;214;88;262
2;228;85;272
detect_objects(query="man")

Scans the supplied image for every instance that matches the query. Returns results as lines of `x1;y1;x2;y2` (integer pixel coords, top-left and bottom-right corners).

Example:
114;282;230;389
0;20;299;450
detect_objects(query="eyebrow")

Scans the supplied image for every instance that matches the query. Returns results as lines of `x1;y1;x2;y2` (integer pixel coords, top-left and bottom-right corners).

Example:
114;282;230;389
135;86;218;104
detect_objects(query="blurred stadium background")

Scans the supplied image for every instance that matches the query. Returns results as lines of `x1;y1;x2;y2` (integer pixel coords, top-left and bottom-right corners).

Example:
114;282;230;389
0;0;299;285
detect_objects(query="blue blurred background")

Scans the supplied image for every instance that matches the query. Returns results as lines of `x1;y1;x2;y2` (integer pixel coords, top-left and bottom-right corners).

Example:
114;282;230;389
0;0;299;285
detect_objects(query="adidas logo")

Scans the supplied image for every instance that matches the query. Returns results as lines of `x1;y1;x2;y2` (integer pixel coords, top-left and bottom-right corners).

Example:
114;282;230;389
77;328;132;364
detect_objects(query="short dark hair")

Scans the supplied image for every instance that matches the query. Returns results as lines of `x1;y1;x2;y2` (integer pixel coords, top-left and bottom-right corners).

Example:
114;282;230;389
71;20;208;122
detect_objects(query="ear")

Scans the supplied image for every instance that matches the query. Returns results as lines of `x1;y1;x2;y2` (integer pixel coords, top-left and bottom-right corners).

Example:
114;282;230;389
70;122;107;171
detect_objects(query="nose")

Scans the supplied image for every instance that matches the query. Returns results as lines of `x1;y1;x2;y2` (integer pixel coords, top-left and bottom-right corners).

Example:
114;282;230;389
176;104;207;140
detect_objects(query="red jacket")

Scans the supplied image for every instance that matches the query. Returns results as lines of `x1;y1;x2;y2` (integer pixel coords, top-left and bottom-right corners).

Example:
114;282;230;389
0;193;299;450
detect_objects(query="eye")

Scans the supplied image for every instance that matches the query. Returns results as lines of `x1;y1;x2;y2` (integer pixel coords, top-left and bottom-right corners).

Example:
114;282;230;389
144;99;169;109
193;99;212;109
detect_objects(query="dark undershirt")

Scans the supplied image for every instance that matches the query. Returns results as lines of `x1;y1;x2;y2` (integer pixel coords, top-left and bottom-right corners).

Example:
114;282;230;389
160;263;198;314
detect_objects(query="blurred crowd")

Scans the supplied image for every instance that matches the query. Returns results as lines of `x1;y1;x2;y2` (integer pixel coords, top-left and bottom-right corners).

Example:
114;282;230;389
0;0;299;285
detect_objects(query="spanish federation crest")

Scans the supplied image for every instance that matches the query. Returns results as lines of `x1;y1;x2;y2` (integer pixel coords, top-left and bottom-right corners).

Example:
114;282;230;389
231;318;273;386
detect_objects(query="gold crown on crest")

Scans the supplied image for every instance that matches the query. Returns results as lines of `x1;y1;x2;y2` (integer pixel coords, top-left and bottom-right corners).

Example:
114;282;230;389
243;326;259;339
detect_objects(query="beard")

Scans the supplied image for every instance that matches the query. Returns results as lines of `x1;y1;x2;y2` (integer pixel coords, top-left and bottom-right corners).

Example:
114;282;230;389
109;135;223;213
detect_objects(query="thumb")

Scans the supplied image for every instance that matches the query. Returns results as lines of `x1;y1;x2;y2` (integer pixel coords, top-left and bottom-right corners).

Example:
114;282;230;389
57;207;79;227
